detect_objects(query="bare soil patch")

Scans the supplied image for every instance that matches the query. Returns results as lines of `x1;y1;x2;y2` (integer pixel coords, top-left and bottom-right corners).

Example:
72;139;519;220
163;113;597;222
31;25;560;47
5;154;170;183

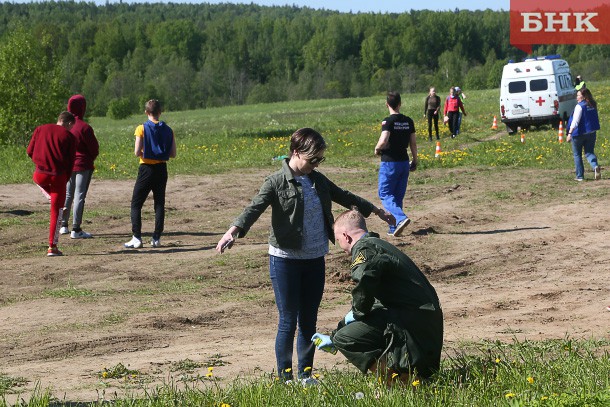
0;165;608;402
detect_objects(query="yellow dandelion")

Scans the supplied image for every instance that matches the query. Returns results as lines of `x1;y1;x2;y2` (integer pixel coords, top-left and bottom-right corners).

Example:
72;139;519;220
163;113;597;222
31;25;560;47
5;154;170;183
313;374;320;379
527;376;534;384
220;403;231;407
505;392;516;399
206;372;213;378
208;366;214;372
495;358;501;363
541;396;548;400
102;371;108;378
412;379;420;387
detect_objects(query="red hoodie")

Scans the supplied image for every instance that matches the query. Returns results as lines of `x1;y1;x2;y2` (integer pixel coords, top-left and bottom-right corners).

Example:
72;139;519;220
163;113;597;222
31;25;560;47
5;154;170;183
67;95;99;171
27;124;76;177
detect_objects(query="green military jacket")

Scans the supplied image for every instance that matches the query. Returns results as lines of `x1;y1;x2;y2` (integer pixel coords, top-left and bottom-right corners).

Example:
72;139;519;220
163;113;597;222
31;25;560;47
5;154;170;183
232;159;377;250
349;232;441;320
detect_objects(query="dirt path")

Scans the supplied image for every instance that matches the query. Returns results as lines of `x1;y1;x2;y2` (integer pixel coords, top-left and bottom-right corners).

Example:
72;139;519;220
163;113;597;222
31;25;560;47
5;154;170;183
0;166;608;402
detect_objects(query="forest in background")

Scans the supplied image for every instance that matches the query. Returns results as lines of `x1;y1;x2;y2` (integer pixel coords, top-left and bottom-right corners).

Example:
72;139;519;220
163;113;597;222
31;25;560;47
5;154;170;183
1;1;610;143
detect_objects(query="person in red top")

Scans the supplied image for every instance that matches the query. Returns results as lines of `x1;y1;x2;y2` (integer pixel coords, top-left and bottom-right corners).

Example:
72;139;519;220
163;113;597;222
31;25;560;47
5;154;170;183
60;95;99;239
27;112;77;256
443;87;466;138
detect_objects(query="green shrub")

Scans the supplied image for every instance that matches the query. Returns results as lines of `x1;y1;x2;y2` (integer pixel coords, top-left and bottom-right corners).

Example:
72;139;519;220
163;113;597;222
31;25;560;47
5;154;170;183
107;97;133;120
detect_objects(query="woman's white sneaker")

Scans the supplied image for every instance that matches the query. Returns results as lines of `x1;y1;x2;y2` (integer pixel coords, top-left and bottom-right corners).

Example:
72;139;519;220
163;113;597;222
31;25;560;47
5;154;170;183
71;230;92;239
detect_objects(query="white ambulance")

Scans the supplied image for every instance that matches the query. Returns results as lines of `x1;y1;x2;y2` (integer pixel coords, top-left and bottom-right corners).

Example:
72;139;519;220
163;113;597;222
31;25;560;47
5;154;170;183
499;55;577;134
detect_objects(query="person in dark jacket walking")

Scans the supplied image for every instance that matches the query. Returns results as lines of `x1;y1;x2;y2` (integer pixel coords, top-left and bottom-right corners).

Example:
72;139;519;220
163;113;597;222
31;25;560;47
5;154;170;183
216;128;395;384
27;112;77;256
60;95;99;239
423;87;441;141
312;209;443;385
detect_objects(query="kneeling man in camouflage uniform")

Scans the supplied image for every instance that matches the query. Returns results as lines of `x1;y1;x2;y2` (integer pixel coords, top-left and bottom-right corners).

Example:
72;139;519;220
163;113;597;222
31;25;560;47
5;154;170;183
312;209;443;382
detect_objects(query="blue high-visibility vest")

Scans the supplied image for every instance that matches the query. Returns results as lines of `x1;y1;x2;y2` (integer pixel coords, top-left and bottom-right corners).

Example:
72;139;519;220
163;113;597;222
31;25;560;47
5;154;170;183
569;101;600;137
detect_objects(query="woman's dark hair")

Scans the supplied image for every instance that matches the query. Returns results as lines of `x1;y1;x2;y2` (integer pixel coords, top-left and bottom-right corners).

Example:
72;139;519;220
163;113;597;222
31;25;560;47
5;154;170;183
579;88;597;109
290;128;326;157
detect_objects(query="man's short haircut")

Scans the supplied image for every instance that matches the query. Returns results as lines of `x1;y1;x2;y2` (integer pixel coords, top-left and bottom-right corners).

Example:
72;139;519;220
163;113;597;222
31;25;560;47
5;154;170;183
334;208;368;232
290;127;327;157
57;111;75;125
145;99;162;116
386;91;401;110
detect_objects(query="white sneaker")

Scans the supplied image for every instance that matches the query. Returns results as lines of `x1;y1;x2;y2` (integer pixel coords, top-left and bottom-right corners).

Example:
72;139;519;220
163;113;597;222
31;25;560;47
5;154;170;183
151;238;160;248
124;236;143;249
392;218;411;237
59;227;70;235
594;166;602;180
301;377;319;387
71;230;92;239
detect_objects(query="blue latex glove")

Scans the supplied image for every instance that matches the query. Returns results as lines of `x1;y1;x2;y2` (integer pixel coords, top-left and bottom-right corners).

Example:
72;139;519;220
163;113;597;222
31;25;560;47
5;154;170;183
344;310;356;325
311;333;337;354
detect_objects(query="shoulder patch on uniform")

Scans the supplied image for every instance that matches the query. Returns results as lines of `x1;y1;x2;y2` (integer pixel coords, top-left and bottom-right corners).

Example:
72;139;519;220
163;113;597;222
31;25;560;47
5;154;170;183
351;251;367;268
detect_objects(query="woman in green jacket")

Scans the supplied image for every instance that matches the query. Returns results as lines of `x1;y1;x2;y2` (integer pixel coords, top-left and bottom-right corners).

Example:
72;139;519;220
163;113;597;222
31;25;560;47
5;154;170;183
216;128;394;383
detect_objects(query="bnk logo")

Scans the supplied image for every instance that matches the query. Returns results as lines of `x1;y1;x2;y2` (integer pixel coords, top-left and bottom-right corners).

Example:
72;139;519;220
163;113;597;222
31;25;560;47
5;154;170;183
510;0;610;53
521;13;598;32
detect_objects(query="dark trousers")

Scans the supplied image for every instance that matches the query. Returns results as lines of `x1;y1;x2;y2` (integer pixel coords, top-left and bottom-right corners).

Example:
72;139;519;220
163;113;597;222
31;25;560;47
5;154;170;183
130;163;168;240
269;255;325;380
426;110;439;138
448;111;459;135
332;307;443;378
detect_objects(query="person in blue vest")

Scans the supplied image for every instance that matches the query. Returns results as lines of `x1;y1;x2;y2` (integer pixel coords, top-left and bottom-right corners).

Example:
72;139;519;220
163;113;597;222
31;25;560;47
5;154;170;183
567;88;601;181
124;99;177;248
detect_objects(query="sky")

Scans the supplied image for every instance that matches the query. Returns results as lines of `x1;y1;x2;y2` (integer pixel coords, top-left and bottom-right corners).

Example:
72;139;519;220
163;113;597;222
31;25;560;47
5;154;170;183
14;0;511;13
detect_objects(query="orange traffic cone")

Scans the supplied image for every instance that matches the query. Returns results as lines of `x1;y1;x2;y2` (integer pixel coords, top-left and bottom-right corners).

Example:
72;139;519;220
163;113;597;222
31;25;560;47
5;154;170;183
558;121;564;143
520;133;525;143
435;141;441;158
491;115;498;130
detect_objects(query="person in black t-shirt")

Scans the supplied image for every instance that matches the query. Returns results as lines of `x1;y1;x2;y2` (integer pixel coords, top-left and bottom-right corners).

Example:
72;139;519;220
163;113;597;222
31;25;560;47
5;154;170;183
374;91;417;237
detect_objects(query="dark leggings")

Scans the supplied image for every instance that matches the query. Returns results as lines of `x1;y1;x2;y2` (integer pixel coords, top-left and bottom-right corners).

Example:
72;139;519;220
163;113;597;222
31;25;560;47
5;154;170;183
427;110;439;138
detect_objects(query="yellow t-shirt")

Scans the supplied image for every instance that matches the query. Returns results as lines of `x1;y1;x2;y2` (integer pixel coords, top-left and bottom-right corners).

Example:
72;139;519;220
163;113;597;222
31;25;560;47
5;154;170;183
134;121;174;165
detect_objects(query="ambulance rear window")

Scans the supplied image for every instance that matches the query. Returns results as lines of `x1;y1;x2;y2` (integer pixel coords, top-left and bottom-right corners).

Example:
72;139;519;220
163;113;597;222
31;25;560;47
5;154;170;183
508;81;526;93
530;79;548;91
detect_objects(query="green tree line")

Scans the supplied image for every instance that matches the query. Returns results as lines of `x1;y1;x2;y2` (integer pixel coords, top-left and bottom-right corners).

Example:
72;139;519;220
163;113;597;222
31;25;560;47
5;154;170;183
0;1;608;143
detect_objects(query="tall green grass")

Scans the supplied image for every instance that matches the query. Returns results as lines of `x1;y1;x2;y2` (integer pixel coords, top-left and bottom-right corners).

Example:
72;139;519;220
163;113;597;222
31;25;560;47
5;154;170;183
2;339;608;406
3;83;608;184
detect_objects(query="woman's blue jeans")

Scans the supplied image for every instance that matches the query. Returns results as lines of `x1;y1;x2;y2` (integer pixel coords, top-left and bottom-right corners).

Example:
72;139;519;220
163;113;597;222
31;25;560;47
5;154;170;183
571;132;598;179
269;255;325;380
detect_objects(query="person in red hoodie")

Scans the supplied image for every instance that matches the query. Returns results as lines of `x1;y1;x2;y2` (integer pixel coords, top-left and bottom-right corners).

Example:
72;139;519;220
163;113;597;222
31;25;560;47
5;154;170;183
27;112;77;256
60;95;99;239
443;87;467;138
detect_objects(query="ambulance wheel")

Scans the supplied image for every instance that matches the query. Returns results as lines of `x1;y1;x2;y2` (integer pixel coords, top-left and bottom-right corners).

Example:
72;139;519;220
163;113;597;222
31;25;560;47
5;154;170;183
505;123;518;134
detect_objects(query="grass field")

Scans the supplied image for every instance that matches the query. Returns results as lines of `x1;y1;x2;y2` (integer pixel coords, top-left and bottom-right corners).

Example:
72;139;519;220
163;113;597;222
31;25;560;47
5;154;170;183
3;84;609;184
1;85;609;406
